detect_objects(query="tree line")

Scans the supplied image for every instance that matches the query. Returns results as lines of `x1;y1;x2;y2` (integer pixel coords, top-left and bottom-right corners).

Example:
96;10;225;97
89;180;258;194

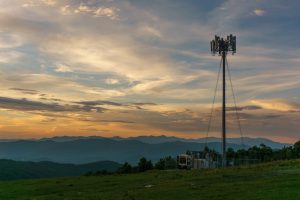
85;156;177;176
85;140;300;175
227;141;300;163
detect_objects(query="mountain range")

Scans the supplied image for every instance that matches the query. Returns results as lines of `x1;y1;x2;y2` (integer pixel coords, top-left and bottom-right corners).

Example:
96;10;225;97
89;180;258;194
0;136;291;164
113;135;291;149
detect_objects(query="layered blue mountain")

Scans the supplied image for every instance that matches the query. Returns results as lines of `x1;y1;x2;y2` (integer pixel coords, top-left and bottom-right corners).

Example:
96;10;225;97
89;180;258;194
0;136;290;164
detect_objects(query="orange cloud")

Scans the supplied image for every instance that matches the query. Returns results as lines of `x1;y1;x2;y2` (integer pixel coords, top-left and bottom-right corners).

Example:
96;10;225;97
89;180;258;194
253;9;265;16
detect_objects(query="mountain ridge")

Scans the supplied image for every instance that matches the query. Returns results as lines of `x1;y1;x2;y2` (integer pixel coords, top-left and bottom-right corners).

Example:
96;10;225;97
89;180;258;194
0;159;121;181
0;136;291;164
36;135;291;148
0;138;245;164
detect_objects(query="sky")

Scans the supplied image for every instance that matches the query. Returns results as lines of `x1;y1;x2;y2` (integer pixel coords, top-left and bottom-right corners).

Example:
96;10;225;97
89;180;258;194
0;0;299;143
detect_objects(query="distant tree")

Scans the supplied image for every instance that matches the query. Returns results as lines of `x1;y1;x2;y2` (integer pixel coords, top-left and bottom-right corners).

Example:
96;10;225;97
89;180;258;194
155;156;177;170
259;144;273;161
248;145;260;160
204;146;210;153
138;157;152;172
84;171;93;176
95;170;110;175
146;160;153;170
155;158;165;170
236;149;248;159
131;166;139;173
203;142;300;166
118;162;132;174
272;149;283;161
284;146;295;160
294;141;300;158
164;156;177;169
227;148;235;160
138;157;147;172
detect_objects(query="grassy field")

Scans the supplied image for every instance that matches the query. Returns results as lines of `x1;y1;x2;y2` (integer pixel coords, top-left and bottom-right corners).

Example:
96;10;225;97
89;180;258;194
1;160;300;200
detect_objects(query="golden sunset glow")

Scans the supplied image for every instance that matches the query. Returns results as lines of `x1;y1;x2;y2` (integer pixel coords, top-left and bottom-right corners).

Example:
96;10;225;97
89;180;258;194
0;0;299;143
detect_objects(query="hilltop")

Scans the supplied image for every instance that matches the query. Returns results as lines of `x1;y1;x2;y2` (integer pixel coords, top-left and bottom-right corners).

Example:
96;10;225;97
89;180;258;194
0;159;121;181
0;159;300;200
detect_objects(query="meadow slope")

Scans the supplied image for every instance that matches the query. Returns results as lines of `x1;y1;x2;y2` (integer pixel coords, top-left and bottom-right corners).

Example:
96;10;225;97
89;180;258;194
0;160;300;200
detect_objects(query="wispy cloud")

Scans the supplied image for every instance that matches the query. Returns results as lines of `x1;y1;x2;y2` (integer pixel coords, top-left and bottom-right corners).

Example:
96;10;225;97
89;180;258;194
251;99;300;112
94;7;119;19
0;0;299;142
0;96;106;113
0;51;23;63
9;88;39;95
105;78;119;85
55;64;73;73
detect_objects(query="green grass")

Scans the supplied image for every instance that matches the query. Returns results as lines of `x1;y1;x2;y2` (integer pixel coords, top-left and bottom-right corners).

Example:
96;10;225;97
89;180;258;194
1;159;300;200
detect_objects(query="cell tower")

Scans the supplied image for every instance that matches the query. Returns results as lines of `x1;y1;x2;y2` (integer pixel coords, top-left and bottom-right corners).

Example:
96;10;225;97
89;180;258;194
210;34;236;167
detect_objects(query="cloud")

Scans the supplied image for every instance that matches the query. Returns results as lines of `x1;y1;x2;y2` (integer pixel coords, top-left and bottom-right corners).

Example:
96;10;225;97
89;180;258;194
41;118;56;123
60;3;120;20
80;118;134;124
22;0;57;7
0;51;23;63
43;0;56;6
253;9;265;16
251;100;300;112
60;5;71;15
225;105;262;111
9;88;39;95
132;103;157;106
94;7;119;19
74;4;93;14
138;25;162;38
0;32;24;48
74;100;123;107
0;96;106;113
40;97;62;102
0;73;125;102
105;78;119;85
55;64;73;73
